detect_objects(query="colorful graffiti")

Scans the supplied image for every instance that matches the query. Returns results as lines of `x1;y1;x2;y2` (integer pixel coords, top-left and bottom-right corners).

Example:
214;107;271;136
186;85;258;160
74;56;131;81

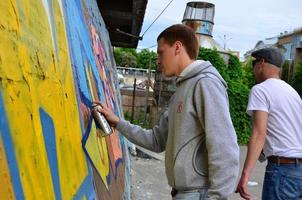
0;0;129;199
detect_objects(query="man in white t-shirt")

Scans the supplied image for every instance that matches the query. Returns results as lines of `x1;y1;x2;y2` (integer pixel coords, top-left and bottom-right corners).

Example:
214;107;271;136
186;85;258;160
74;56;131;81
236;47;302;200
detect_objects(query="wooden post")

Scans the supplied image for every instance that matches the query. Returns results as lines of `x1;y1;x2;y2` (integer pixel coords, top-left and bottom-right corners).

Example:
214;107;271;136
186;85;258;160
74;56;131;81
144;58;152;122
131;78;137;123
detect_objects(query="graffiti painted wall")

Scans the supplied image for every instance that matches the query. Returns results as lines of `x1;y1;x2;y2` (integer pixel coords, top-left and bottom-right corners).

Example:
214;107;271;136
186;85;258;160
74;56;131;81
0;0;130;199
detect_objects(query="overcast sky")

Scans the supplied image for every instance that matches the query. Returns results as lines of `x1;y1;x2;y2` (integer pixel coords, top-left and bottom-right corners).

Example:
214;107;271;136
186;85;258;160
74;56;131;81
137;0;302;58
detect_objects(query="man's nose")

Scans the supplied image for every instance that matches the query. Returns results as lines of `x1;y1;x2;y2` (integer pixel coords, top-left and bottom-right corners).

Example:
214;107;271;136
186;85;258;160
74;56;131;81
157;60;162;70
157;57;162;66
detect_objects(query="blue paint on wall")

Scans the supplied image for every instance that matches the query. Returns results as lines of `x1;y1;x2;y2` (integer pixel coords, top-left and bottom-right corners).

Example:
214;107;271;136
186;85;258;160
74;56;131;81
39;106;95;200
63;0;104;104
61;0;130;198
88;191;96;200
1;0;129;199
72;175;95;200
39;108;62;200
0;91;25;200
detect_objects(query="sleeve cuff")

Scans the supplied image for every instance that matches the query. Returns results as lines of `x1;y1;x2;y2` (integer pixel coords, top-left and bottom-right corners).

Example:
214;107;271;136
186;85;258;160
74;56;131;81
116;118;128;132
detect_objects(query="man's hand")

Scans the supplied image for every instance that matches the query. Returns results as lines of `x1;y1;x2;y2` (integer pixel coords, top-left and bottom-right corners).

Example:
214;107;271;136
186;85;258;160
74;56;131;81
235;172;251;200
93;102;120;127
236;110;267;200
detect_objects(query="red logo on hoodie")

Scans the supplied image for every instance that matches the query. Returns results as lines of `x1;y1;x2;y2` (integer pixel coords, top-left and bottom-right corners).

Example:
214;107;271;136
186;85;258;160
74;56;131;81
176;101;183;113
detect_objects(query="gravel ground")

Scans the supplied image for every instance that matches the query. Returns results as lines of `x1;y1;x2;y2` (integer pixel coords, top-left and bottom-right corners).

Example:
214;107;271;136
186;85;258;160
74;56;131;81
130;146;266;200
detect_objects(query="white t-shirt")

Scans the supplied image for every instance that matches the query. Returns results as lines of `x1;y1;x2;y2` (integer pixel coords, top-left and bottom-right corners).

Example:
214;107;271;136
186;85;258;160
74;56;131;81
247;78;302;158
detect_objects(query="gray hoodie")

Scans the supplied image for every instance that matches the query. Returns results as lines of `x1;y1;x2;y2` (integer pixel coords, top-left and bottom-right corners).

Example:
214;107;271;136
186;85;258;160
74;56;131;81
117;60;239;199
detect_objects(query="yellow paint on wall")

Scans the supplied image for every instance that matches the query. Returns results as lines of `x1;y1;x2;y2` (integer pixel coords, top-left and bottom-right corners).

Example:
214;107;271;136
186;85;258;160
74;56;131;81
0;135;15;200
0;0;90;199
47;1;90;198
0;1;21;34
85;122;110;188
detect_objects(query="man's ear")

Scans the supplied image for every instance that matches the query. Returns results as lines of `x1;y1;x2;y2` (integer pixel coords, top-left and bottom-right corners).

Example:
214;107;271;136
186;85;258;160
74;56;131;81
259;58;266;68
174;41;182;55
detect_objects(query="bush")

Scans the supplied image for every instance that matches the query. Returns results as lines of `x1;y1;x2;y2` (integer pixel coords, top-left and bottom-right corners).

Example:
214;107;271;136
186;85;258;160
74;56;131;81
198;48;252;144
242;57;256;89
198;48;229;81
124;111;152;129
228;55;243;80
227;55;251;144
291;62;302;97
228;80;251;144
281;60;290;82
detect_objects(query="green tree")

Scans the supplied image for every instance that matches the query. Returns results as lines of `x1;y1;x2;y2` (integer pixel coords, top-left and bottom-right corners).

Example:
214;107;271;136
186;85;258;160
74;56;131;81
137;49;157;70
117;47;137;57
120;51;137;67
113;48;122;65
113;48;137;67
113;47;158;70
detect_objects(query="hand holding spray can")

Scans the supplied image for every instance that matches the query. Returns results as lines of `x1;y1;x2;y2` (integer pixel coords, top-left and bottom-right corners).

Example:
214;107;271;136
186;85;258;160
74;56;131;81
91;103;113;137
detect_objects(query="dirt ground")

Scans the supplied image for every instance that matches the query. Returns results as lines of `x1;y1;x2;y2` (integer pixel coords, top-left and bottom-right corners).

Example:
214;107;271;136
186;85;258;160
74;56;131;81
130;146;266;200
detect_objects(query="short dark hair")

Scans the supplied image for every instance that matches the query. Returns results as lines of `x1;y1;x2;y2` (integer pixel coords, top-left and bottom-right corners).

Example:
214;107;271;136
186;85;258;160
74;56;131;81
157;24;199;60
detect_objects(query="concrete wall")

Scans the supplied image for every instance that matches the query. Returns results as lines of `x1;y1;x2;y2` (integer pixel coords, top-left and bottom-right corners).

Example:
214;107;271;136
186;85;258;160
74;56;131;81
0;0;130;199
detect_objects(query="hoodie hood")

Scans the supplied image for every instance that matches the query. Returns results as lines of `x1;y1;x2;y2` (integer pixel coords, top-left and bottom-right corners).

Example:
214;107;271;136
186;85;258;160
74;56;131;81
176;60;227;89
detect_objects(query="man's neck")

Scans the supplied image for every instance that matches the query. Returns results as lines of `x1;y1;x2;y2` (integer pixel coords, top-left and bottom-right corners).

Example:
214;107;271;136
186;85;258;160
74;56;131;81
176;59;195;76
265;73;280;80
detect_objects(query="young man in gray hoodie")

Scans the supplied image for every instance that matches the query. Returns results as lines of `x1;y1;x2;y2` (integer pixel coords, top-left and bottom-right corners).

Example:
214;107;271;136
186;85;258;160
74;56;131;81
98;24;239;199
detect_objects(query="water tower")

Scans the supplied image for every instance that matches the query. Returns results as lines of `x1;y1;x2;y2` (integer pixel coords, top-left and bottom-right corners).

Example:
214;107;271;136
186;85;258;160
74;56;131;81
182;1;222;50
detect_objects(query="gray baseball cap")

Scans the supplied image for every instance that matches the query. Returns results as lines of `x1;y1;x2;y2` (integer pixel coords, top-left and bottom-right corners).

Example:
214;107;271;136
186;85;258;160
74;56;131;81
251;47;285;68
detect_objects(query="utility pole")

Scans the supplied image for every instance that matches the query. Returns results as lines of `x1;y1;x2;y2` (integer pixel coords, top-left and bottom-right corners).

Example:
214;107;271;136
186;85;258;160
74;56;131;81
223;34;226;50
219;34;232;50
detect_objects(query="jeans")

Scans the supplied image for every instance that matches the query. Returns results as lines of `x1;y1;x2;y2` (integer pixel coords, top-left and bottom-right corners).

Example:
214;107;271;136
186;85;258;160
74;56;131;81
172;189;208;200
262;163;302;200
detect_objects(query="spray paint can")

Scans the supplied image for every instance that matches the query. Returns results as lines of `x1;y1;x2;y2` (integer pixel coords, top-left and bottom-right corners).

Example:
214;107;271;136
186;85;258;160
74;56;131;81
91;103;113;136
